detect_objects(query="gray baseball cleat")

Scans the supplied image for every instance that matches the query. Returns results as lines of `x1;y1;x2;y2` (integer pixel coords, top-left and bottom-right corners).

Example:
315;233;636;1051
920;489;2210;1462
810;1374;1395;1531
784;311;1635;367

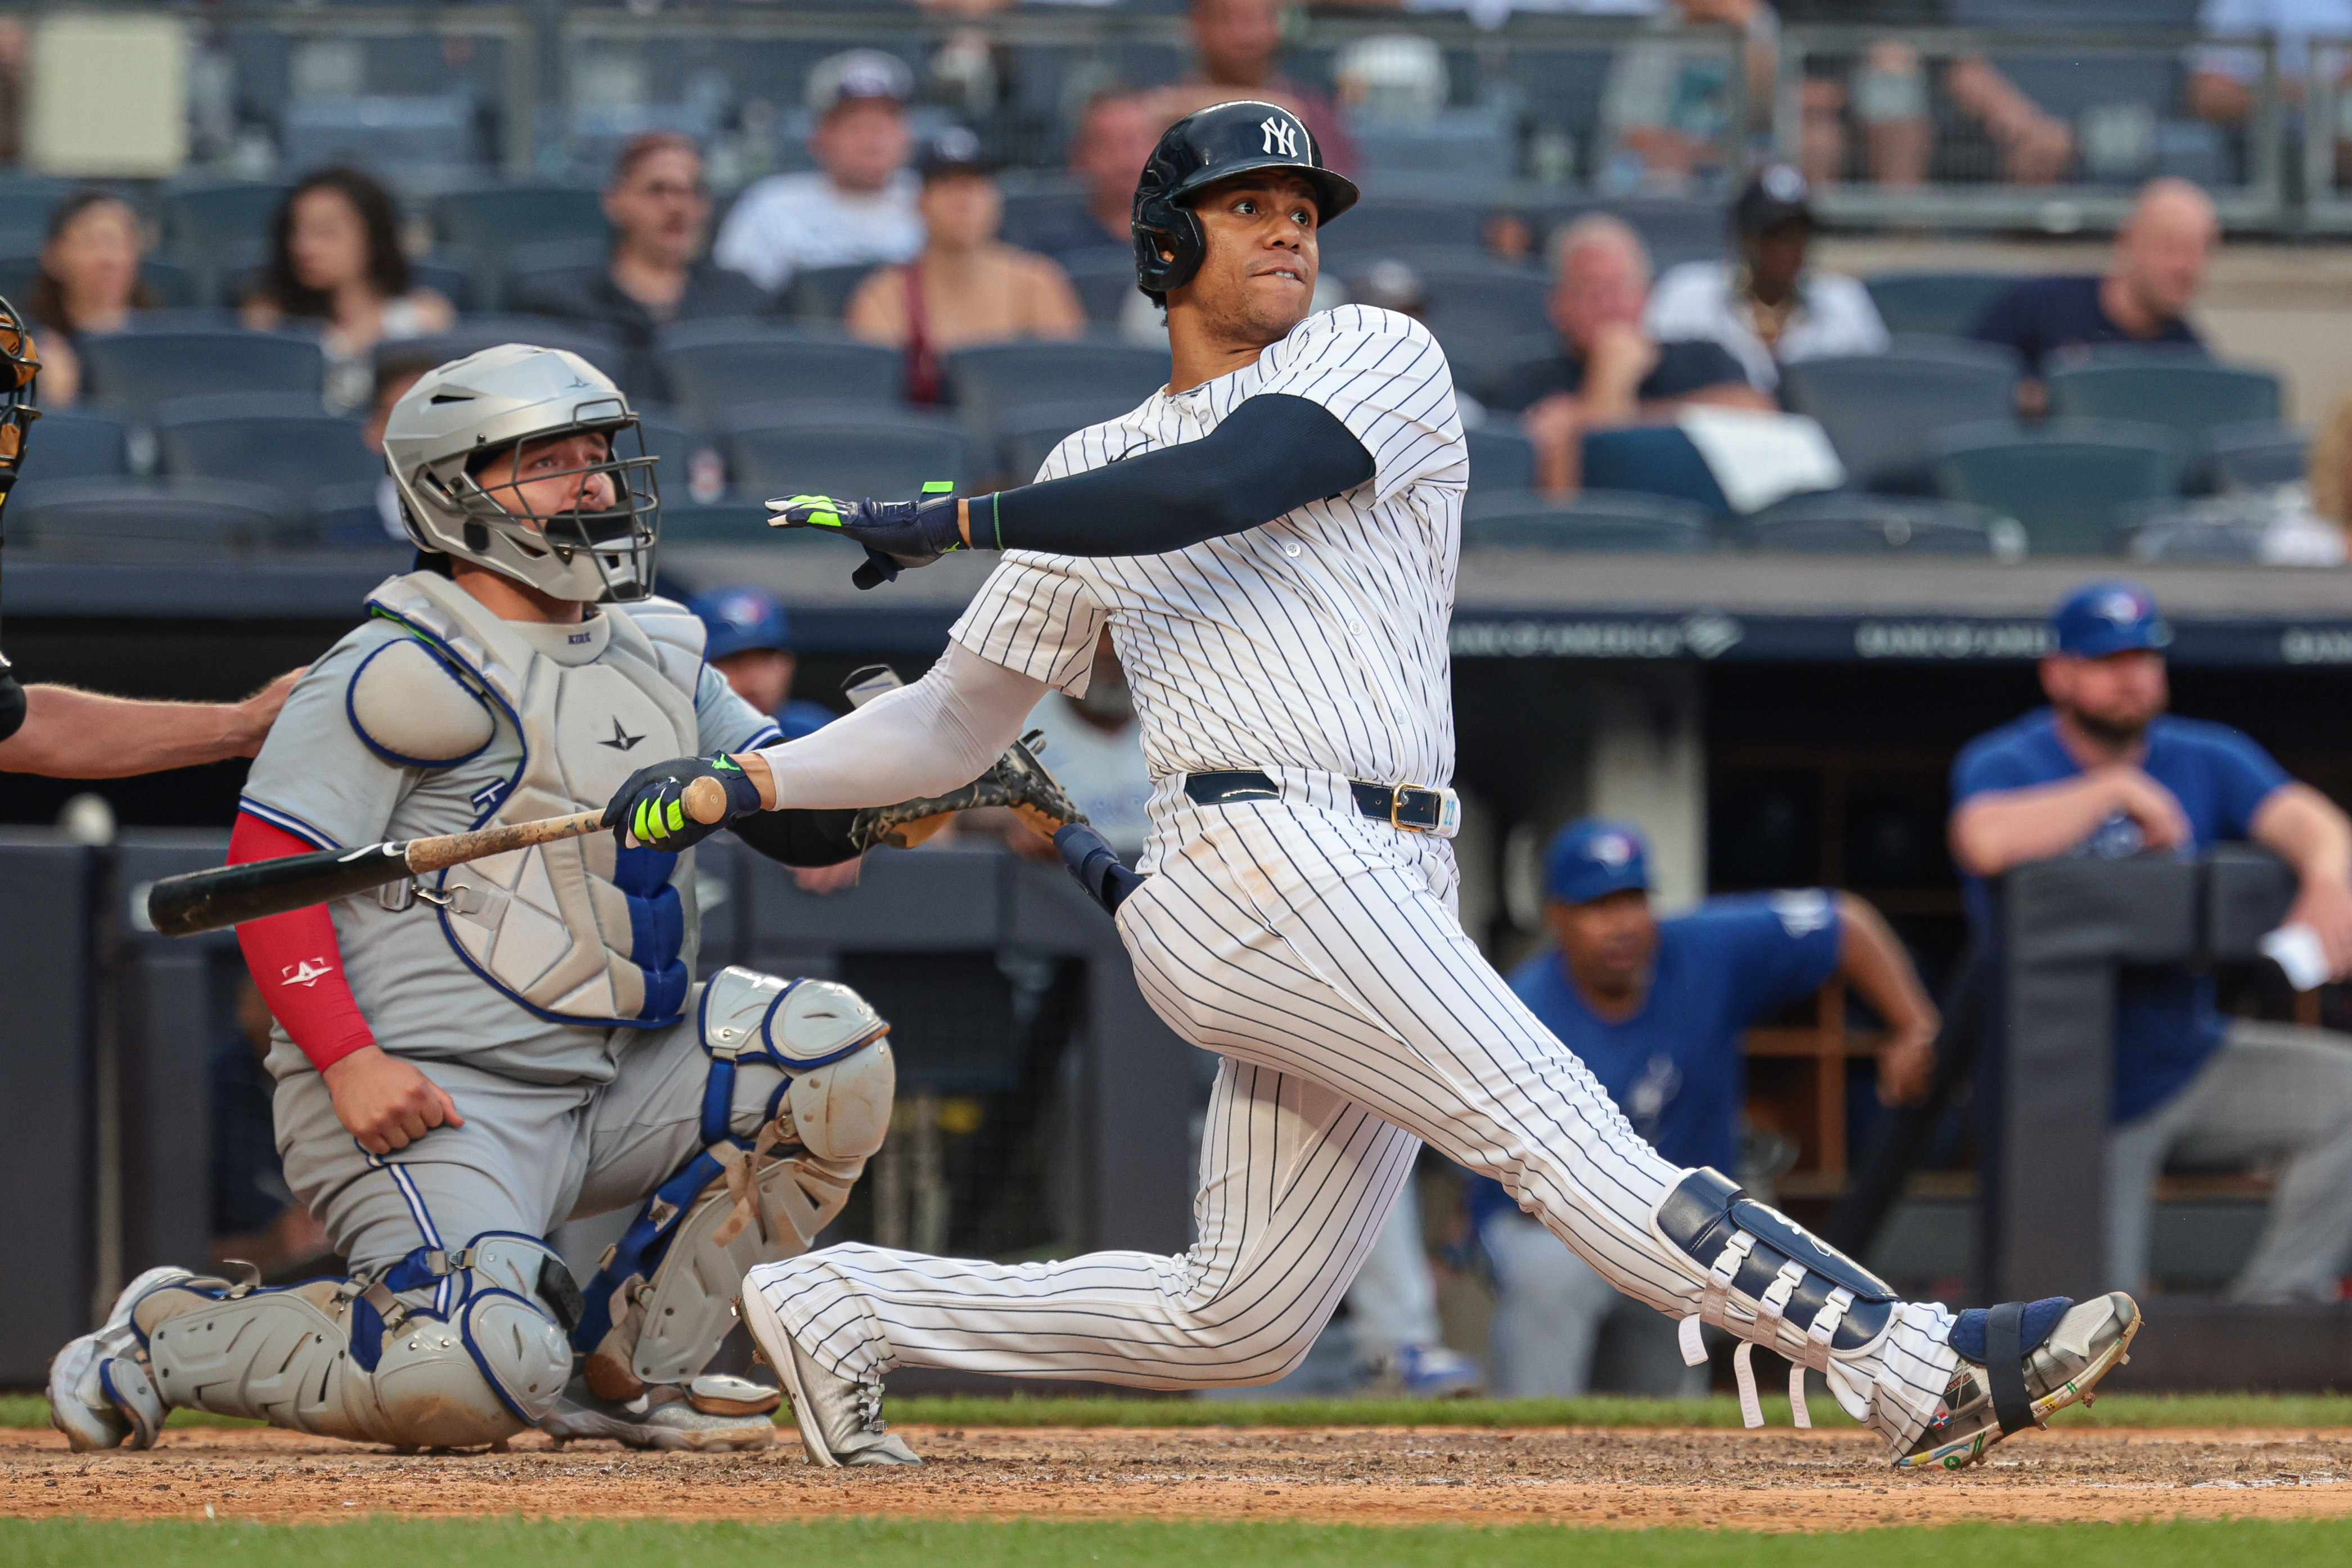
47;1266;192;1453
540;1373;780;1452
1898;1291;2139;1471
738;1285;920;1467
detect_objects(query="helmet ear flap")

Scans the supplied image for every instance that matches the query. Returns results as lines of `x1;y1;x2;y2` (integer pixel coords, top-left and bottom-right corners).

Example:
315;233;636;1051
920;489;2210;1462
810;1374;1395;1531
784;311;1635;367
1132;201;1206;305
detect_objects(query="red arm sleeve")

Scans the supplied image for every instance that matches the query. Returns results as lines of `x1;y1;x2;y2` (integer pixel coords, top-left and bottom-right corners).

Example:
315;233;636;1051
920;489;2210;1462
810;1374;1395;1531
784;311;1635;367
229;811;377;1073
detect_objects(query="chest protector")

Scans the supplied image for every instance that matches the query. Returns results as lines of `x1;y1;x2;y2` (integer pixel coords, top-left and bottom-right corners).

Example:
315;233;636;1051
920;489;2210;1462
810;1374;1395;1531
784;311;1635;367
366;574;703;1027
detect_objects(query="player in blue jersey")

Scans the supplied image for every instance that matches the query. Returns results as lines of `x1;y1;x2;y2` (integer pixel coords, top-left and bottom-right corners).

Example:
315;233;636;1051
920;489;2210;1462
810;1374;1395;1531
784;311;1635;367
1469;818;1940;1397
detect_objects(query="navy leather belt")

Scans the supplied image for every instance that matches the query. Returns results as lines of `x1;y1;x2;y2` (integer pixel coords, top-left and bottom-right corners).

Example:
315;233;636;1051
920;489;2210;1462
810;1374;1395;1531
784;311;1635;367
1183;770;1459;835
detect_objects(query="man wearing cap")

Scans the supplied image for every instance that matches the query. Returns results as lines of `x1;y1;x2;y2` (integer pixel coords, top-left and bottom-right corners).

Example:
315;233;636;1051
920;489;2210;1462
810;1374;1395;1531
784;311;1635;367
689;586;834;743
1468;818;1940;1397
1644;164;1889;392
1951;580;2352;1303
714;49;923;296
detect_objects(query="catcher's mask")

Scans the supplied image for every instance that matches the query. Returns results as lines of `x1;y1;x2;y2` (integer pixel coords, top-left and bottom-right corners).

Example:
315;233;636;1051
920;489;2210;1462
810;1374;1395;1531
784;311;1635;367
386;344;661;602
0;291;42;488
1132;100;1360;308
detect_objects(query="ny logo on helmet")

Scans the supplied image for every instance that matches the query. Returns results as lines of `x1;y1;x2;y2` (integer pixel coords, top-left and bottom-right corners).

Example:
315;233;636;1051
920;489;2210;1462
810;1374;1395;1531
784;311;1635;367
1260;116;1299;157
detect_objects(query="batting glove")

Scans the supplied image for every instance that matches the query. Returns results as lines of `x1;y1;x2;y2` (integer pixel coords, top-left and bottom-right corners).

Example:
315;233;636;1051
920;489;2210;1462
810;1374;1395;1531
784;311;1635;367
769;482;961;591
602;754;764;853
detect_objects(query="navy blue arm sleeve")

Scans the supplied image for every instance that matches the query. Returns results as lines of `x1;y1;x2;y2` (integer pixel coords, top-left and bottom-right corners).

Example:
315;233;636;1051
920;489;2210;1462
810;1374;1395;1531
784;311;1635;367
983;392;1375;557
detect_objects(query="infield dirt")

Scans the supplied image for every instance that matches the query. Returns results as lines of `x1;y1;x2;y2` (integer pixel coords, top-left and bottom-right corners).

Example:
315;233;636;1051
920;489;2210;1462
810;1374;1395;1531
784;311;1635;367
6;1425;2351;1531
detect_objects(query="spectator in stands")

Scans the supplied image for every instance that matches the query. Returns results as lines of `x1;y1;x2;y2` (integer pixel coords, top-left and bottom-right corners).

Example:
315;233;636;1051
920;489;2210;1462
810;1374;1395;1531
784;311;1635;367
24;190;155;407
1644;164;1888;391
1153;0;1357;177
1489;214;1770;494
846;128;1085;404
354;349;441;543
1596;0;1778;195
714;49;923;296
1802;44;2075;189
242;168;455;414
1469;819;1938;1396
690;586;857;894
510;133;773;407
1950;580;2352;1303
1967;178;2217;410
2188;0;2352;181
1017;89;1164;263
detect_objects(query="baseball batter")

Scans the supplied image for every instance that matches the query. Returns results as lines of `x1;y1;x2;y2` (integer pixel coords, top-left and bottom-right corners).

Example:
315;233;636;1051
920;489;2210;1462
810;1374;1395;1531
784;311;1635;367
49;346;902;1455
621;101;2137;1475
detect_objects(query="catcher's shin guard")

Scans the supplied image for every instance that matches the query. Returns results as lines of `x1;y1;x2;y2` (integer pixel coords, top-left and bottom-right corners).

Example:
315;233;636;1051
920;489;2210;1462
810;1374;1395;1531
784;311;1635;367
1651;1167;1916;1431
127;1235;573;1449
574;967;892;1400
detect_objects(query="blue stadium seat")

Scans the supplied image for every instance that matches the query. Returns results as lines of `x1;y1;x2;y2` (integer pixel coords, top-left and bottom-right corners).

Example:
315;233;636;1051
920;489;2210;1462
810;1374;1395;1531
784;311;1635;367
1060;249;1143;324
1778;341;2019;494
2119;498;2269;563
1460;489;1716;552
788;263;883;323
1933;418;2183;555
10;476;300;553
434;186;610;309
1742;492;2013;556
400;318;630;388
2204;421;2309;493
75;330;327;419
162;183;288;265
1864;273;2015;338
1580;426;1731;513
654;323;902;421
1315;199;1491;261
994;397;1136;486
150;392;380;506
17;409;131;483
2045;356;2283;444
1466;427;1536;496
945;342;1171;439
719;406;967;500
1411;260;1551;345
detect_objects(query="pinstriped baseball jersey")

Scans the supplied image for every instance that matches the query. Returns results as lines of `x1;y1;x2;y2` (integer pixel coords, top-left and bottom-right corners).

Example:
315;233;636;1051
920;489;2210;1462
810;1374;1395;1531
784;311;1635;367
950;305;1465;817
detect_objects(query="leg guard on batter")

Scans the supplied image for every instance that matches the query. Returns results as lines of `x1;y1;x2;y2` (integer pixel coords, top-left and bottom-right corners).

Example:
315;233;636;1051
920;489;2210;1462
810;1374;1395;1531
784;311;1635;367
574;968;894;1400
123;1234;574;1449
1652;1167;1943;1436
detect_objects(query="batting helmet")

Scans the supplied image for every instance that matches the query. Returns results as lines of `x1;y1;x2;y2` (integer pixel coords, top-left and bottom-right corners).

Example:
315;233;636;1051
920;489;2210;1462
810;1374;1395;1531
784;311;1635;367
1132;100;1360;305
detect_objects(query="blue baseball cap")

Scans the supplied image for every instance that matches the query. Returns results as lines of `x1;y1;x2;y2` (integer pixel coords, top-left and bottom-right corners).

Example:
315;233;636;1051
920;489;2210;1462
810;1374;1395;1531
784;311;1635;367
2052;580;2172;658
690;586;792;662
1546;818;1651;906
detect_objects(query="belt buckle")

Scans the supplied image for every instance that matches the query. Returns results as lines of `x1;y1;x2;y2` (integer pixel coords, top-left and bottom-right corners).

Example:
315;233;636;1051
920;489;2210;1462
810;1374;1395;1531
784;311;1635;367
1387;784;1460;837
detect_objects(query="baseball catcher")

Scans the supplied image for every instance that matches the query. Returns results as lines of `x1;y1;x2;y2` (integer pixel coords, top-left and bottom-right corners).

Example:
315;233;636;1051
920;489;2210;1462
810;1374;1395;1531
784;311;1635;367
48;344;1073;1457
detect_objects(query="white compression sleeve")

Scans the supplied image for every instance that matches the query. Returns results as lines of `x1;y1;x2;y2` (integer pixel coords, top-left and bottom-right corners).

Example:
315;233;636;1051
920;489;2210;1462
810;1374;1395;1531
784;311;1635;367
752;641;1051;810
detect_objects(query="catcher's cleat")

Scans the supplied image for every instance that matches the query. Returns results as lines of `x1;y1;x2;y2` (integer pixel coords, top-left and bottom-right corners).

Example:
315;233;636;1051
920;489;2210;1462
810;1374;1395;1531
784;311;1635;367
47;1266;190;1452
1897;1292;2139;1471
539;1373;779;1452
737;1285;921;1467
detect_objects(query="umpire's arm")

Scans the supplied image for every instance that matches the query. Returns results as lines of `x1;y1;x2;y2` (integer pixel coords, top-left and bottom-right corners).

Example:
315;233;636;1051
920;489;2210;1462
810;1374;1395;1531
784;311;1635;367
0;670;301;778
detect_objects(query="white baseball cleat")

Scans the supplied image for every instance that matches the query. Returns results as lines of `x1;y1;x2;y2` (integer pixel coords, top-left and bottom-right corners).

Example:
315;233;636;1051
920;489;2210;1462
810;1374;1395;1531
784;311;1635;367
737;1283;920;1467
539;1373;780;1452
1898;1292;2139;1471
47;1266;191;1453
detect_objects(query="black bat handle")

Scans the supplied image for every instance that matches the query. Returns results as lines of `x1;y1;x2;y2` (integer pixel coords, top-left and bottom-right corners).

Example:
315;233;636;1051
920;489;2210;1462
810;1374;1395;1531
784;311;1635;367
1054;822;1143;916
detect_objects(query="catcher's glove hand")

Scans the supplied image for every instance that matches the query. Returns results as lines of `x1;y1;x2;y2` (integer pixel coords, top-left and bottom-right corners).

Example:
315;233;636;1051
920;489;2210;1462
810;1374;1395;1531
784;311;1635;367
769;482;962;591
851;729;1085;852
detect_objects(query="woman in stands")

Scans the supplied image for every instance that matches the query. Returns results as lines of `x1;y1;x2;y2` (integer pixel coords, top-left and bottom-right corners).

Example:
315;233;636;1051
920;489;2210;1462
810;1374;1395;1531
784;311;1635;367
242;168;454;411
845;127;1082;404
26;190;156;406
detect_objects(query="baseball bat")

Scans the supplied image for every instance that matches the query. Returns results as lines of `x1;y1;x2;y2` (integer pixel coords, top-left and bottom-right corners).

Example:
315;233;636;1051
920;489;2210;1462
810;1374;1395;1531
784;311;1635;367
146;775;731;938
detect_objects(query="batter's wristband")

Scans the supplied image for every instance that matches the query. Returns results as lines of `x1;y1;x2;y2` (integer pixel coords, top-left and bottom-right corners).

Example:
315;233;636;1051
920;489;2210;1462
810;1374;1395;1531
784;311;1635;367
988;491;1004;550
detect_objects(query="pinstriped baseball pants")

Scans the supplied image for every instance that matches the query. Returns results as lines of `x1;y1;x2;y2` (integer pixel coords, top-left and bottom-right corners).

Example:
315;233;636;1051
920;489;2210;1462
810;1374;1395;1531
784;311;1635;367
750;797;1959;1445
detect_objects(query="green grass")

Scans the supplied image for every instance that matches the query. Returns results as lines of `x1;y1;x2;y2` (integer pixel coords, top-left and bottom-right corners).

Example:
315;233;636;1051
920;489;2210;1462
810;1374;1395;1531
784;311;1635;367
4;1519;2349;1567
7;1389;2351;1433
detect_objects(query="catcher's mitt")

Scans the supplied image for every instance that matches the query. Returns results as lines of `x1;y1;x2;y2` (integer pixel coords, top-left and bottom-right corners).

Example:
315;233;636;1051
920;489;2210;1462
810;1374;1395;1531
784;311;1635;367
849;729;1086;852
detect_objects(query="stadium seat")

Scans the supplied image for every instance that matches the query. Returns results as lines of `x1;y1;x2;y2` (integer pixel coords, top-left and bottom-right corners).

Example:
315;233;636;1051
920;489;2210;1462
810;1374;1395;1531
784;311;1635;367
1411;260;1551;346
16;409;131;482
630;405;697;495
994;398;1135;485
0;254;196;313
1460;489;1716;551
1315;199;1490;261
719;406;968;499
398;317;630;387
654;323;902;421
1778;341;2019;494
499;237;612;309
434;187;610;309
0;180;70;245
1863;273;2014;338
10;476;299;553
945;342;1171;440
1933;418;2183;555
151;392;380;505
1742;492;2016;557
2205;421;2309;492
76;330;327;419
162;183;288;261
2046;355;2282;445
788;264;882;323
1465;426;1536;496
1061;249;1143;324
2119;497;2270;562
1580;426;1731;512
658;500;849;549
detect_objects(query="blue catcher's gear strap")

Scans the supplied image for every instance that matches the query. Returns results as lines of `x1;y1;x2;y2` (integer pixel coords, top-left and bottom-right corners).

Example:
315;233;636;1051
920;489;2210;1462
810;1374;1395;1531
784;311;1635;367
1985;1300;2034;1435
571;1149;731;1355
